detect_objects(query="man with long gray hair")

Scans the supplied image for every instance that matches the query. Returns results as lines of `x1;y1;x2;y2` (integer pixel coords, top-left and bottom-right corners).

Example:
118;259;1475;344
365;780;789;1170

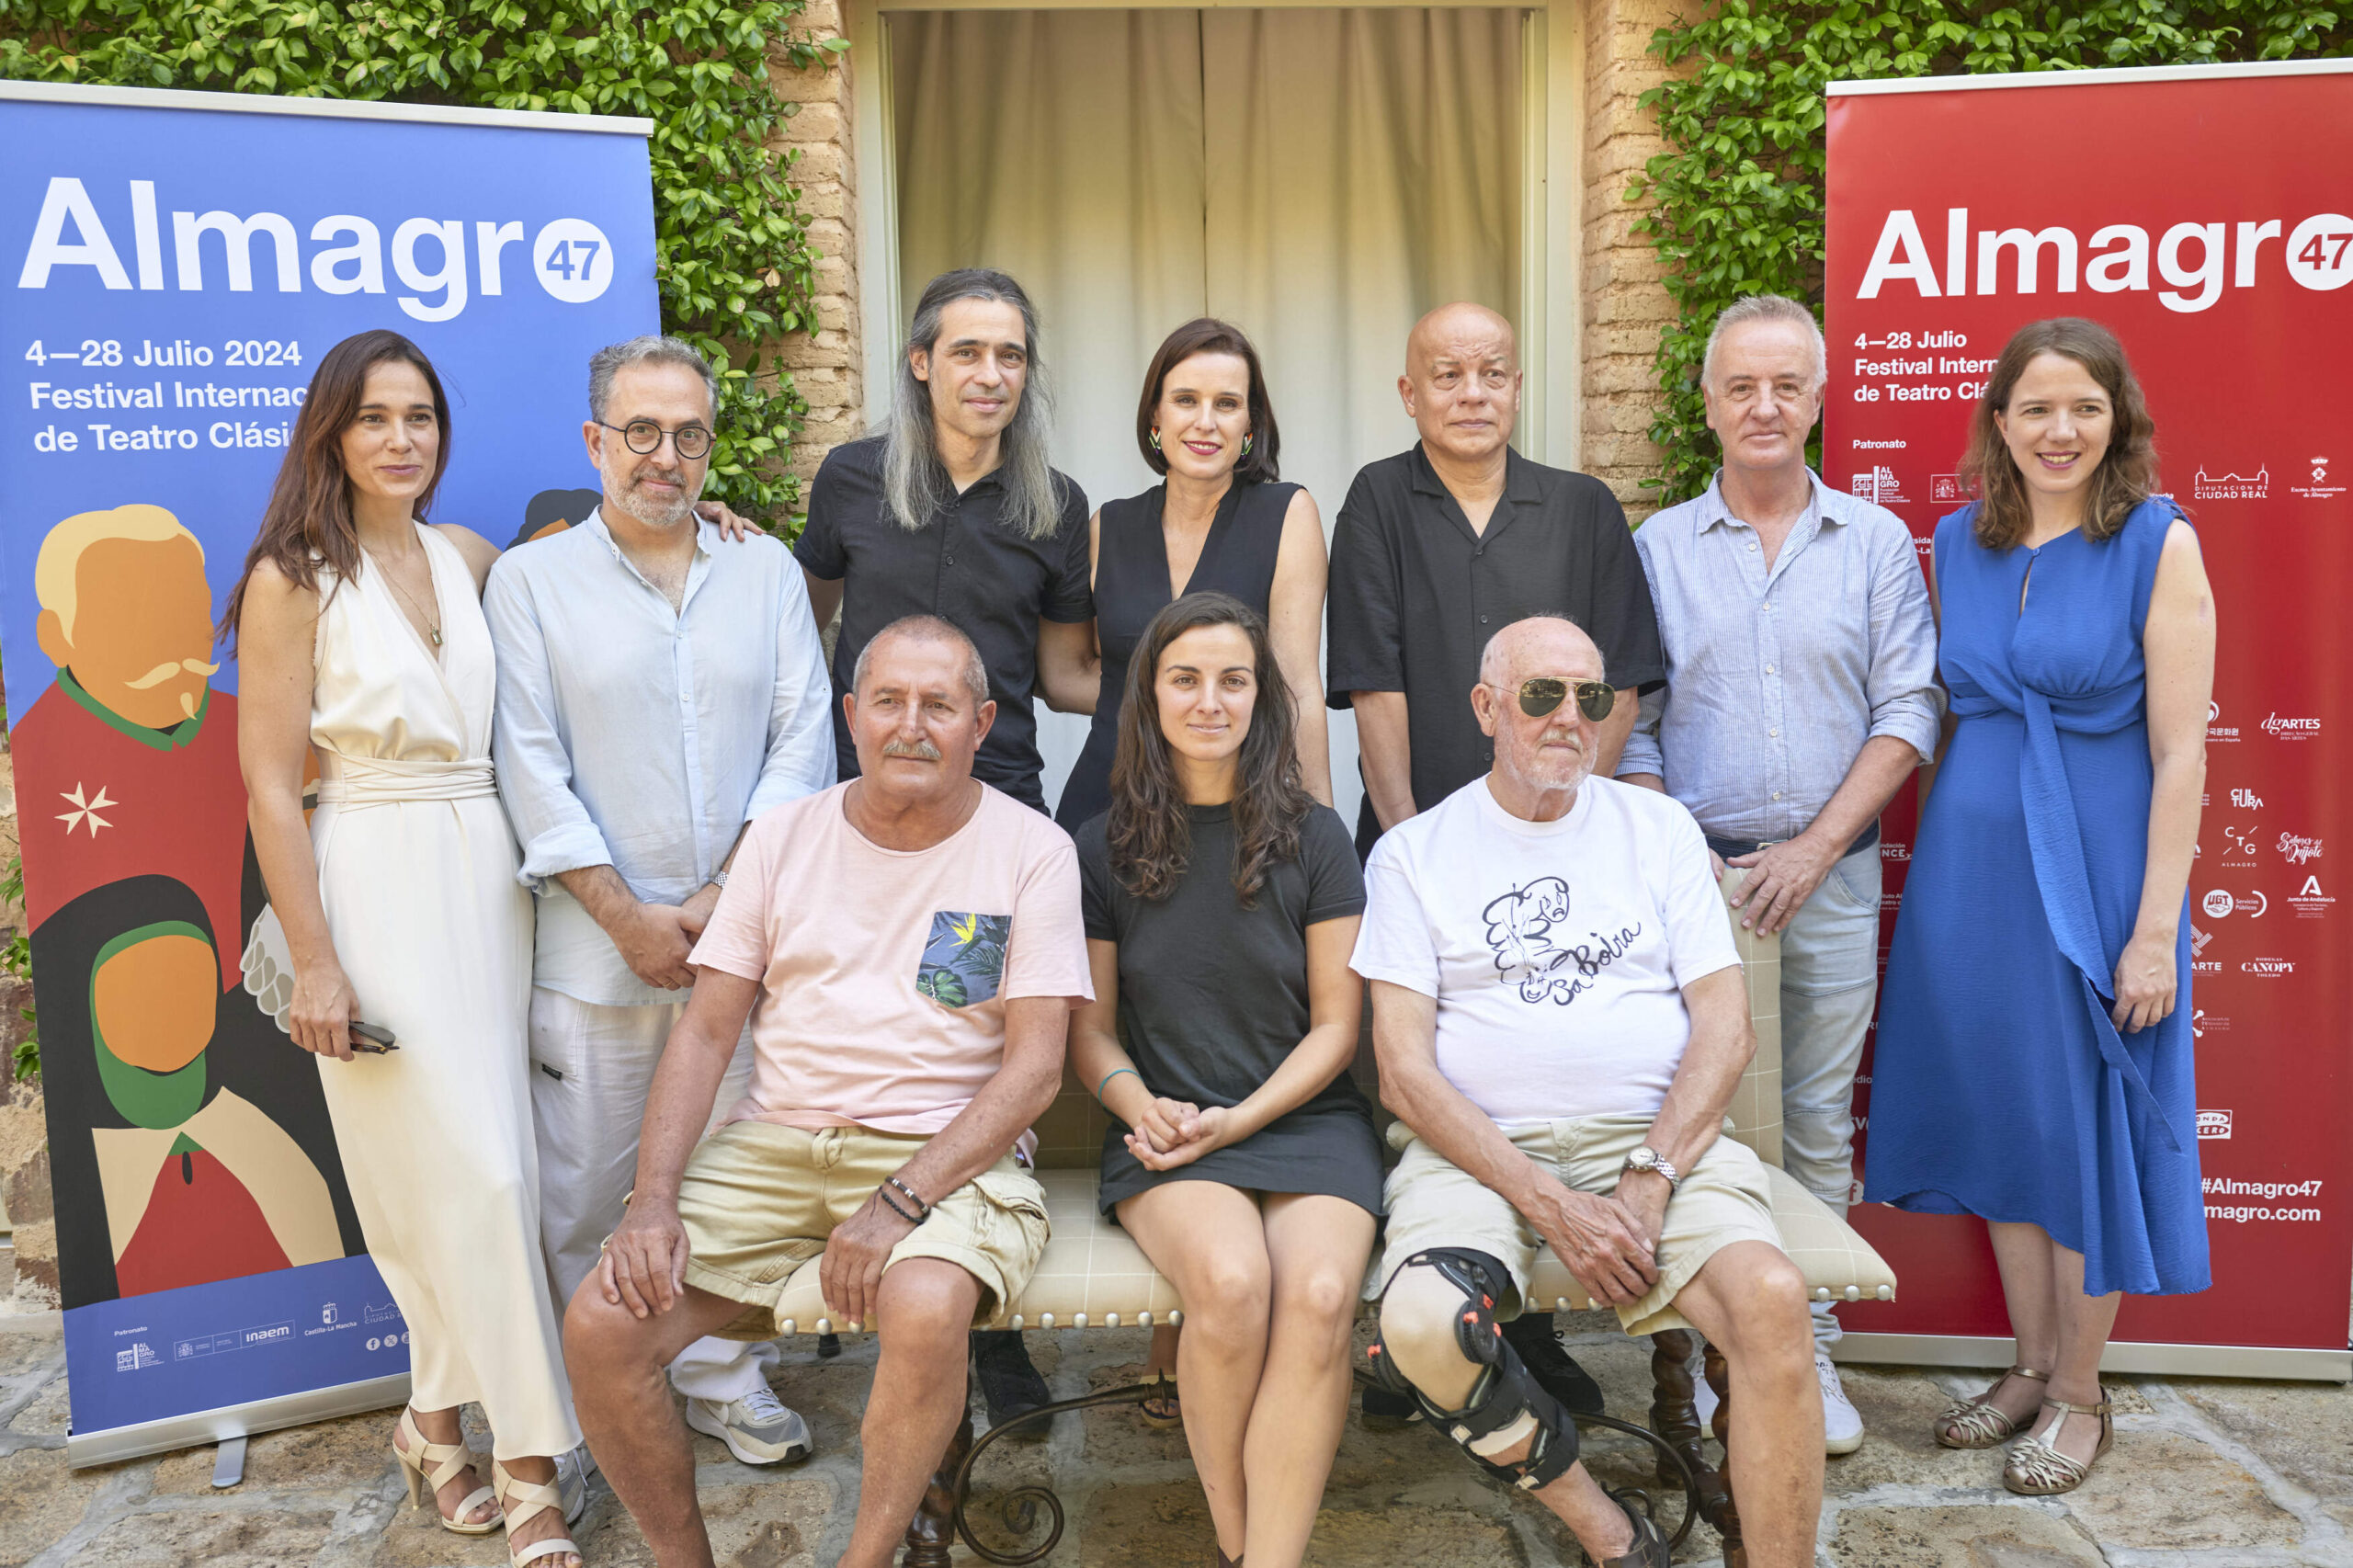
795;270;1096;1428
487;334;836;1472
1616;293;1940;1454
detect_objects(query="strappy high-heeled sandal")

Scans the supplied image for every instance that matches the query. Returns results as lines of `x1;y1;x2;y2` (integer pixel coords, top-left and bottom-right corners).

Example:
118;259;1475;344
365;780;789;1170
493;1458;585;1568
392;1407;499;1535
1933;1365;2049;1449
2003;1394;2114;1494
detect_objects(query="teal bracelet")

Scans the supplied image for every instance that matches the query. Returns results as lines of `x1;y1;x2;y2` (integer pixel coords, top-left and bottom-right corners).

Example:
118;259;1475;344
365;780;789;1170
1097;1066;1140;1100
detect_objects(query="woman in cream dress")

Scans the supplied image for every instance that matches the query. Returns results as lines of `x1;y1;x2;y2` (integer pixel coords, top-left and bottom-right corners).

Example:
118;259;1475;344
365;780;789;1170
228;330;581;1568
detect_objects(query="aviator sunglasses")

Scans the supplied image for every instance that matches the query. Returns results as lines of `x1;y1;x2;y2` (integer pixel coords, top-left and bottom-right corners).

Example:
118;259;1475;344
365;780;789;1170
1492;676;1618;722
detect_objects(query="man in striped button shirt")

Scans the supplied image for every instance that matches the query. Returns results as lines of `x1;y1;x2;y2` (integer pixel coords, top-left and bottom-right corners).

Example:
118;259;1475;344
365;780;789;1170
1616;294;1941;1455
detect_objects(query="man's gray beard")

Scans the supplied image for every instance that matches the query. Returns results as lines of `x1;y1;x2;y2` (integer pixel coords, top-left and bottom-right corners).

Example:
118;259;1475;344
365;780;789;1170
610;471;700;529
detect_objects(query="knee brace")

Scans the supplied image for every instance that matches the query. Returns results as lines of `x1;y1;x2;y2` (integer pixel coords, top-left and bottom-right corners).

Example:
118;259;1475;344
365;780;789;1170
1368;1248;1580;1491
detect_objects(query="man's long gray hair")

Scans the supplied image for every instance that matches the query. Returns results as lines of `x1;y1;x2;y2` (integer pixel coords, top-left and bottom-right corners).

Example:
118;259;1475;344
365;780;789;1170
882;268;1063;541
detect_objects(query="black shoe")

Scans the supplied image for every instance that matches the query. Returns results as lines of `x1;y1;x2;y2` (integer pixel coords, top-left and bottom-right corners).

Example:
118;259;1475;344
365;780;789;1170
1359;1381;1420;1431
972;1329;1054;1440
1502;1312;1605;1417
1597;1494;1670;1568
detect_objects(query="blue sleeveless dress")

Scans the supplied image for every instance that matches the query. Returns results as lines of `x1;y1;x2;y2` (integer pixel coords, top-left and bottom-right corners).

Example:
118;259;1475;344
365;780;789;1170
1864;498;2209;1299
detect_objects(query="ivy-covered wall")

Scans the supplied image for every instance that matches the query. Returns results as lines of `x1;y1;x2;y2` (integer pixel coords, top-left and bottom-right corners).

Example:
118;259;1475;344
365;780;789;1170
1628;1;2349;505
0;0;847;528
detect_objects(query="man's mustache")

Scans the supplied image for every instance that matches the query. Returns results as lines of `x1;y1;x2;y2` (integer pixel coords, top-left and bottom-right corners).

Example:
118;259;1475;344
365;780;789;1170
881;738;942;761
123;657;220;689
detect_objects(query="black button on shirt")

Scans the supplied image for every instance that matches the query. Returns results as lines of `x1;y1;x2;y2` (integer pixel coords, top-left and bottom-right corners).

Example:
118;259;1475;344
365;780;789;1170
796;435;1093;807
1326;444;1665;848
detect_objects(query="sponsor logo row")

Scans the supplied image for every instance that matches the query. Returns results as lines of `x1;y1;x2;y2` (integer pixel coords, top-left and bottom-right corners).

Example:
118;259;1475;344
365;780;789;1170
1844;458;2346;506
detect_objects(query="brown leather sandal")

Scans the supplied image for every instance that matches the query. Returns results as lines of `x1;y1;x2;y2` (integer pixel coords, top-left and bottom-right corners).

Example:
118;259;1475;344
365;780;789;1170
1934;1365;2049;1449
2003;1395;2113;1494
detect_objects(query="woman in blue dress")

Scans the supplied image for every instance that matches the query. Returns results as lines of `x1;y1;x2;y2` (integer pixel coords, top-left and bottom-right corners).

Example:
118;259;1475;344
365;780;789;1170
1866;318;2212;1495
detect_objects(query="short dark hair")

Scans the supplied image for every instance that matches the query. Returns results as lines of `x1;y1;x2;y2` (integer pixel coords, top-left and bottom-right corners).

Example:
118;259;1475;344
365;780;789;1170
1135;318;1280;484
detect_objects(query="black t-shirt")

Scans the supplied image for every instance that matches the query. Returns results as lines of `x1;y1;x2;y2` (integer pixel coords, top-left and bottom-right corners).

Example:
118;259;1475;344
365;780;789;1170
796;435;1092;808
1325;444;1665;851
1078;802;1366;1115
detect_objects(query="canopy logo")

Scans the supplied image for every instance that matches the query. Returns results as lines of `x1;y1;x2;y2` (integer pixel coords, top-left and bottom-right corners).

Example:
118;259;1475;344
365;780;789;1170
2240;957;2295;976
1856;208;2353;313
16;177;616;324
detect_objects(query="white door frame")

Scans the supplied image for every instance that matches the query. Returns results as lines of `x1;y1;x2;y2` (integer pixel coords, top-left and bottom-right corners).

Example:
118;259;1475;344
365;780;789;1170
845;0;1586;466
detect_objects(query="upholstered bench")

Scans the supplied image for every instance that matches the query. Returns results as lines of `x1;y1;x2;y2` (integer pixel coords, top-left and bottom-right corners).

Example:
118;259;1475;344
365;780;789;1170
767;874;1897;1567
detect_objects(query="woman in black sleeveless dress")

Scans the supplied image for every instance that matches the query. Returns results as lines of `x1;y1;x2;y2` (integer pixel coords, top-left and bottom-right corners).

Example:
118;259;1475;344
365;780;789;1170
1055;318;1330;829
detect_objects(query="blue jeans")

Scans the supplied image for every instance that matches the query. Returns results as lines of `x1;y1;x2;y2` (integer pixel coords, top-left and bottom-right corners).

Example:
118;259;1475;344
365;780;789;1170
1778;842;1882;1354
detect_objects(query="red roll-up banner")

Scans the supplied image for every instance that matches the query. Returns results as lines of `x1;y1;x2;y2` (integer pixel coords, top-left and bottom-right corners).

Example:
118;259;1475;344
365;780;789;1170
1826;61;2353;1377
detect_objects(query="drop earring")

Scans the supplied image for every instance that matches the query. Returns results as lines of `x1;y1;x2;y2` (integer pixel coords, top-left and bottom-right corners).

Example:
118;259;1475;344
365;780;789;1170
1148;428;1162;451
1241;433;1254;459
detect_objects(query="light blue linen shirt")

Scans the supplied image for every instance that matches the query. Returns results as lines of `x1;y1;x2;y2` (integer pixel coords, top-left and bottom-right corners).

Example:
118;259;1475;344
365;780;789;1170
1617;469;1941;843
485;508;835;1006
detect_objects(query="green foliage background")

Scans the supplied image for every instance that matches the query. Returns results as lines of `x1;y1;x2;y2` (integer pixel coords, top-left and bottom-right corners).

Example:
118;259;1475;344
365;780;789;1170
1629;3;2349;504
0;0;846;528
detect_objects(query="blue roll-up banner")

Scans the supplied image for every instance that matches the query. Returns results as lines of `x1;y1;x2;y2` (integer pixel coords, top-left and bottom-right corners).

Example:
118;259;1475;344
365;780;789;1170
0;81;658;1465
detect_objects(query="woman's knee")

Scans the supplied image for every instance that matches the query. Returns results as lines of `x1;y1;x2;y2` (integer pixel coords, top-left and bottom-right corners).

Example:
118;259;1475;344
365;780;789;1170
1275;1262;1362;1340
1181;1247;1273;1334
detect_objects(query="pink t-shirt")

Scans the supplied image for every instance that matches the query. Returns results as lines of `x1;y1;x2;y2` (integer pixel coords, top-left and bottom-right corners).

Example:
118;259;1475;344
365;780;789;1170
689;780;1093;1145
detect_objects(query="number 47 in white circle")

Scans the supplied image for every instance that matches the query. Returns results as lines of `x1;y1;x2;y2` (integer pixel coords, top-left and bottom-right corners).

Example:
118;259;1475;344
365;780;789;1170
534;219;617;304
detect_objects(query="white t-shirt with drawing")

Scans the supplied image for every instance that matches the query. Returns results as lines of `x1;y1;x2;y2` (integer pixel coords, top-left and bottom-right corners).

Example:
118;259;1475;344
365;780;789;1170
1350;773;1742;1127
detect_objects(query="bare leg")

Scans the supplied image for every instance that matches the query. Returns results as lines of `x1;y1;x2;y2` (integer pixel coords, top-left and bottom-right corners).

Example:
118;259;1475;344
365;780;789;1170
1242;1195;1377;1568
1376;1265;1633;1560
1669;1242;1822;1568
835;1258;984;1568
1117;1183;1272;1560
2040;1239;2122;1465
563;1277;746;1568
500;1454;585;1568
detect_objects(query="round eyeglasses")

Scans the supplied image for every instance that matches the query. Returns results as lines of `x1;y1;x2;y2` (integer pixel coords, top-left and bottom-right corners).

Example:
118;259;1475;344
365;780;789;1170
596;418;714;461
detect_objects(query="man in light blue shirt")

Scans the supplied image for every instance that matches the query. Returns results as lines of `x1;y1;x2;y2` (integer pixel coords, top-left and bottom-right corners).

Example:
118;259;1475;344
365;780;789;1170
487;335;834;1468
1617;295;1939;1456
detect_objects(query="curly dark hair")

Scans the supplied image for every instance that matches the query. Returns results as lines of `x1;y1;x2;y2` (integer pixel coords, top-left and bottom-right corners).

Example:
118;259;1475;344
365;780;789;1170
1106;592;1311;906
1960;317;2159;551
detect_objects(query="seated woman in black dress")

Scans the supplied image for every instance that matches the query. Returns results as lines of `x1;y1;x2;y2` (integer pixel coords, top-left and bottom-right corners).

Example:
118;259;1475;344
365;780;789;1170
1054;317;1331;831
1073;592;1381;1568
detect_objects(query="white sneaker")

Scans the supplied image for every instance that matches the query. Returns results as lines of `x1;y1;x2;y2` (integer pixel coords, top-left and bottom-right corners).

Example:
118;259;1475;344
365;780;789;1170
1818;1353;1865;1455
684;1385;813;1466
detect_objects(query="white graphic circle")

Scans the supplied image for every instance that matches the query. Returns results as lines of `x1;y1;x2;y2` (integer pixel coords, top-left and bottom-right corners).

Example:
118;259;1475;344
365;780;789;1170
2285;215;2353;291
533;219;617;303
2201;889;2234;918
367;1336;381;1351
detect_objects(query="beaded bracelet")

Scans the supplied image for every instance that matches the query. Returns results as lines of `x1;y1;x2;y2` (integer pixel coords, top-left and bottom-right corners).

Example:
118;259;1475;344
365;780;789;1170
884;1175;931;1220
878;1187;925;1225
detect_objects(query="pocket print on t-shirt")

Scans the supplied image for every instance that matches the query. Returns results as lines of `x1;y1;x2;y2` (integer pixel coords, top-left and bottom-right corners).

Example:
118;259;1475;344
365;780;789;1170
917;911;1013;1009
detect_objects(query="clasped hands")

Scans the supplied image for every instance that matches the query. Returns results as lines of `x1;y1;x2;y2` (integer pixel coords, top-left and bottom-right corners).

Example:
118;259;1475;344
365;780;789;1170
599;1186;919;1330
1125;1096;1235;1172
1527;1168;1673;1307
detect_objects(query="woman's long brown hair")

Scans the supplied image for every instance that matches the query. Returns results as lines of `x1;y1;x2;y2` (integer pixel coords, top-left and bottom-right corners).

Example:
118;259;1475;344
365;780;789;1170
1960;317;2158;550
1107;592;1312;906
217;330;451;645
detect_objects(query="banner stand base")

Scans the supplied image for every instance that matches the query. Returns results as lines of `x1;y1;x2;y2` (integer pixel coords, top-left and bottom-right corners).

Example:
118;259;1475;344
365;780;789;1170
1835;1334;2351;1384
66;1371;410;1470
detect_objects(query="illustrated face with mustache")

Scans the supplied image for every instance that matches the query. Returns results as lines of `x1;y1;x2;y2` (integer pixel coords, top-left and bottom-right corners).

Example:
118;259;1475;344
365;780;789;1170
37;534;220;731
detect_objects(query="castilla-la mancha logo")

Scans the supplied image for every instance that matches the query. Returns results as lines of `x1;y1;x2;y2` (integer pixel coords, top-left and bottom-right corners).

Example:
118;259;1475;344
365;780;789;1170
2193;466;2268;500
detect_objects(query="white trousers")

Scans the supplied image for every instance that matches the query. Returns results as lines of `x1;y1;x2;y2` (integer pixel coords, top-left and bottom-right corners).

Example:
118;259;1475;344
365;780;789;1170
528;987;778;1403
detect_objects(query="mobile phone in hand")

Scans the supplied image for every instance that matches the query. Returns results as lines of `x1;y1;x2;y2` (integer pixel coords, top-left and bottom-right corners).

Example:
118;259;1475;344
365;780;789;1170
347;1020;400;1053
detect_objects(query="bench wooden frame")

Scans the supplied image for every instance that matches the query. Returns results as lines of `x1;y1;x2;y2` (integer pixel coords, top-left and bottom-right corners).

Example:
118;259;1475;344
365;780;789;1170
762;876;1898;1568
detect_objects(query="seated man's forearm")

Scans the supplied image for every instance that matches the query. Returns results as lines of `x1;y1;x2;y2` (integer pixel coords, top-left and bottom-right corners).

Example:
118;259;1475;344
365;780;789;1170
884;998;1067;1206
1638;967;1754;1176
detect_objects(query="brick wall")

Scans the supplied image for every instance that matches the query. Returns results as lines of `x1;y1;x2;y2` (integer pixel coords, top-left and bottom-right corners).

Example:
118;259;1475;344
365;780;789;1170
767;0;865;490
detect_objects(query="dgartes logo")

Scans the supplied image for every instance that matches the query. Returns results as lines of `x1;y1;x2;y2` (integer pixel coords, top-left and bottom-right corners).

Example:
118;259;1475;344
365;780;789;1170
2240;957;2295;976
2192;466;2268;499
2197;1109;2233;1140
2263;712;2321;739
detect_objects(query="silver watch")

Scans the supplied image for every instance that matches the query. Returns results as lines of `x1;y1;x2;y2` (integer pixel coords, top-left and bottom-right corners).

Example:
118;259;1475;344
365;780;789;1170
1623;1145;1682;1191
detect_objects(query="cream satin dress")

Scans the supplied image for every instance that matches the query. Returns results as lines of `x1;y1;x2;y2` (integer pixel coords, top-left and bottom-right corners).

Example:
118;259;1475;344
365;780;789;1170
306;523;578;1459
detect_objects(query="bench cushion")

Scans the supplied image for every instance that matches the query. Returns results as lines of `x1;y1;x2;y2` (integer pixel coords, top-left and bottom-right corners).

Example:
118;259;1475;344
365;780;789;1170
767;1167;1894;1335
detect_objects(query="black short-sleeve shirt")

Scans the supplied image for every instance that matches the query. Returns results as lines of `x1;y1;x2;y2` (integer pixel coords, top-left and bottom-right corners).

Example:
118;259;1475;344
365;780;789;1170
1325;444;1665;849
797;435;1092;807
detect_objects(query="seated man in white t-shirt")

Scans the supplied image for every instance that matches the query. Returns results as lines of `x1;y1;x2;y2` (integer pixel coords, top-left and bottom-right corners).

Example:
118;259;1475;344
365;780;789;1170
563;616;1092;1568
1353;615;1823;1568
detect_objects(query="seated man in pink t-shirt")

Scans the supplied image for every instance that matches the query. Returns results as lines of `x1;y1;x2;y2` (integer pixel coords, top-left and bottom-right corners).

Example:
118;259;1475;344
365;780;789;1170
564;615;1093;1568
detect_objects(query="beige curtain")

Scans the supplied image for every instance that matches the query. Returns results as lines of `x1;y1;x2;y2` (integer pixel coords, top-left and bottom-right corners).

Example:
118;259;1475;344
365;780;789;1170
891;8;1522;821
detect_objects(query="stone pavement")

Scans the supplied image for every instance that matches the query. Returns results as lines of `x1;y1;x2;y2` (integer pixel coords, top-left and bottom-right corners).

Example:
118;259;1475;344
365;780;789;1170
0;1310;2346;1567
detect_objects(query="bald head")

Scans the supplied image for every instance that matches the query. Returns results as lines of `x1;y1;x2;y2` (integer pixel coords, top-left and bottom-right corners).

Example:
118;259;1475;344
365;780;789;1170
1400;302;1520;470
1478;615;1603;691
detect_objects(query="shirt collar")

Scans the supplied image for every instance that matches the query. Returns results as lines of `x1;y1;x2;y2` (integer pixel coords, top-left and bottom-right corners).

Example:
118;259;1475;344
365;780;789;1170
1694;467;1837;534
582;505;716;560
1407;442;1543;504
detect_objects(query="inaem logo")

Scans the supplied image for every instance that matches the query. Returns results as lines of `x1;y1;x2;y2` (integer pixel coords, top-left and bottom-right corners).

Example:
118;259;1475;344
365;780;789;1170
17;176;616;324
2197;1109;2233;1141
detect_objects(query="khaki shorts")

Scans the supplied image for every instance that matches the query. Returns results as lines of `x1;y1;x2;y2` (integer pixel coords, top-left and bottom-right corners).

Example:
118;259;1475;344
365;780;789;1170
673;1120;1050;1340
1370;1112;1783;1337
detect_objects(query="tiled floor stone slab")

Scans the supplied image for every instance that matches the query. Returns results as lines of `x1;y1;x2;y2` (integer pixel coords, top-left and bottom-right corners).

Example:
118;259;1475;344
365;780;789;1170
0;1309;2350;1565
